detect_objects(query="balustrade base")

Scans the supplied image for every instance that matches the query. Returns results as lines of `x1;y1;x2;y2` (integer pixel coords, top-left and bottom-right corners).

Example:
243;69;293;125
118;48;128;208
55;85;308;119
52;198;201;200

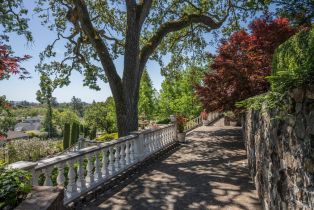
66;141;180;209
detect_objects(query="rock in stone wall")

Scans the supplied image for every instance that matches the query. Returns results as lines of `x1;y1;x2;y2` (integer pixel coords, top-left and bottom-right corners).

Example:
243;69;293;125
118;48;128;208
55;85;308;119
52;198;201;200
243;86;314;210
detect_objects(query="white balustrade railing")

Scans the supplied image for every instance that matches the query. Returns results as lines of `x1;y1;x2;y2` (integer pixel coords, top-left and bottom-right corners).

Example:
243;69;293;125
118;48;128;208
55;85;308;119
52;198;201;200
184;112;221;131
9;124;176;205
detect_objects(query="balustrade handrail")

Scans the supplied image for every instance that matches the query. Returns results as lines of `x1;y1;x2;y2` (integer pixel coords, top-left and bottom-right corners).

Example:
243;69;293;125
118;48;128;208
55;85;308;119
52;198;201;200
184;112;221;132
9;123;177;205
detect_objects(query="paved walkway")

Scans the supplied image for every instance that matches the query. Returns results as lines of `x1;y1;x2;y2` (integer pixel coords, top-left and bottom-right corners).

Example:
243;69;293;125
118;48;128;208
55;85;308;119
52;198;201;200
84;119;261;210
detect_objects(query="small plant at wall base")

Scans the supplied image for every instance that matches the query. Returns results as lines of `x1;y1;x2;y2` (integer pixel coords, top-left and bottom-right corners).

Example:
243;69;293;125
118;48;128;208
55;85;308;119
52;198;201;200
200;110;209;126
177;115;188;142
0;168;32;209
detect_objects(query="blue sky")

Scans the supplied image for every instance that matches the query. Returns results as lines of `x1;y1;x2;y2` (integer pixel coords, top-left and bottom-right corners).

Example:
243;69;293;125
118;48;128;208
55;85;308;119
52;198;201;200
0;1;265;103
0;1;176;103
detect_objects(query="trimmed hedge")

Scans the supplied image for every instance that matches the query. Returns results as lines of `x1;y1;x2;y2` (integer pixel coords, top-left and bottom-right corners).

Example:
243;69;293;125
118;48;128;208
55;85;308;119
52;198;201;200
268;27;314;92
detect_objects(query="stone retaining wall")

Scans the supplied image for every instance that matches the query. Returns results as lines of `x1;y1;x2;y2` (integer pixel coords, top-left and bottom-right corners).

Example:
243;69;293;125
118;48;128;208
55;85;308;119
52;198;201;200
243;86;314;209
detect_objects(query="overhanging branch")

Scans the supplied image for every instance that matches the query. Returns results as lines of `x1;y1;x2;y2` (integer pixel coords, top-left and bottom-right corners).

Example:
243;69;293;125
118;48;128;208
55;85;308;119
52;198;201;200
139;13;229;72
73;0;122;88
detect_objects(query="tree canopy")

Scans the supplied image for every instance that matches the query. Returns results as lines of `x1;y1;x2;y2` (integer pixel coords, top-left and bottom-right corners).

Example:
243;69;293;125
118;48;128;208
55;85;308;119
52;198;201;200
158;65;206;119
70;96;84;117
196;17;297;112
83;97;117;134
34;0;269;136
274;0;314;26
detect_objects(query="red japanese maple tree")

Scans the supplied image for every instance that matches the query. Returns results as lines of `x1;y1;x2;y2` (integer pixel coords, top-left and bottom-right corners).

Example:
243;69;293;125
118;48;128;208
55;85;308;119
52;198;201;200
196;17;297;112
0;46;31;138
0;45;31;80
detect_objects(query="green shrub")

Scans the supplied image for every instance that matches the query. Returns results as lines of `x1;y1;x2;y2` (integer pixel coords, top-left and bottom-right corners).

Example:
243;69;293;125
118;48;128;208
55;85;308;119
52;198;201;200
0;168;32;209
96;133;118;141
25;130;48;139
1;139;63;163
156;118;171;124
236;91;285;111
268;27;314;92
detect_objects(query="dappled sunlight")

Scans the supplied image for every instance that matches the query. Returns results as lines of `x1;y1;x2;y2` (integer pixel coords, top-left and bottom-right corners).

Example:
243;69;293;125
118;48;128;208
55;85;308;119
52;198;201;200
84;122;261;210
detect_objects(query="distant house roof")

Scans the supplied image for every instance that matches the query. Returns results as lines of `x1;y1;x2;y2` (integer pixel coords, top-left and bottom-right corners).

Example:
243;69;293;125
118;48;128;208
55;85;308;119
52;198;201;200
14;117;42;131
5;131;29;140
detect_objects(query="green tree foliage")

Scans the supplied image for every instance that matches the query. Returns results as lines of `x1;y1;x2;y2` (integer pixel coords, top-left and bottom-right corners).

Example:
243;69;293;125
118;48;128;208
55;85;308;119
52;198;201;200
36;71;68;137
269;27;314;92
0;0;32;43
0;97;16;137
36;72;57;137
158;66;206;119
63;123;70;150
139;70;156;119
70;122;79;145
0;168;31;209
274;0;314;26
53;108;80;133
35;0;269;136
83;97;117;134
70;96;84;117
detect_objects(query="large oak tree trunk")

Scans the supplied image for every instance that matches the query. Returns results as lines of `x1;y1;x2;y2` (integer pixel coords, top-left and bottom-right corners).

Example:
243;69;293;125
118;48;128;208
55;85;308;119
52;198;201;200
115;98;139;137
113;85;140;136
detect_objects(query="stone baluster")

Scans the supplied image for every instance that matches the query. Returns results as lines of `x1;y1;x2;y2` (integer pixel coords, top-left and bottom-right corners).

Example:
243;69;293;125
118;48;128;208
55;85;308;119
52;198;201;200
102;148;109;178
94;150;102;181
32;171;40;186
67;159;77;196
148;133;152;154
109;146;115;175
125;141;130;166
160;129;164;148
153;132;157;152
56;162;65;186
76;156;86;191
156;130;161;150
120;142;126;169
130;139;135;163
43;167;53;186
86;153;94;186
164;129;168;145
114;145;120;172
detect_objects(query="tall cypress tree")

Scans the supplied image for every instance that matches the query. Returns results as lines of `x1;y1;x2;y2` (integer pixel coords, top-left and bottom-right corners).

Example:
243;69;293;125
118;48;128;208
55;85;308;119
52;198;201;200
138;70;156;120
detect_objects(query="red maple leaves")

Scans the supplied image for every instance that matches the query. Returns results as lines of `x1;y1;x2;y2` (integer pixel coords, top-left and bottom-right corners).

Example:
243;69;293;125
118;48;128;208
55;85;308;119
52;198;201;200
196;17;297;112
0;45;31;80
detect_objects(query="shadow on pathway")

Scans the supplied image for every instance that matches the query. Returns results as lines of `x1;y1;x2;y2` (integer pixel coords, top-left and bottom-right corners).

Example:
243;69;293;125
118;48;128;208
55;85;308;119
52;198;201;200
84;121;261;210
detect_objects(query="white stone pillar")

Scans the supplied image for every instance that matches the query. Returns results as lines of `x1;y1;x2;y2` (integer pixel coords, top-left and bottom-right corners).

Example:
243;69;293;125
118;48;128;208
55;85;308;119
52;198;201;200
170;115;178;141
131;131;145;161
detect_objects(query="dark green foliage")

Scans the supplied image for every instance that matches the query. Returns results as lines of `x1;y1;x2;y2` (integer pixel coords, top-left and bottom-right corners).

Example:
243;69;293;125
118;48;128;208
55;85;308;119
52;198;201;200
0;167;32;209
63;123;71;150
70;123;79;145
268;28;314;93
156;118;171;124
89;128;97;140
80;124;84;134
84;127;90;138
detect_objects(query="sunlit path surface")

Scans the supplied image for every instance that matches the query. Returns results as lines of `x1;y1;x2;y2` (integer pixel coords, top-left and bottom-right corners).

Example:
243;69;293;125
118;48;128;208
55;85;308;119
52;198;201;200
84;119;261;210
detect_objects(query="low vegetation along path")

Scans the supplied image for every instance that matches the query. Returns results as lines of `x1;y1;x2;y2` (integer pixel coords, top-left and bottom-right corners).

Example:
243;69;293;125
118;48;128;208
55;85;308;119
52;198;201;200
84;119;261;210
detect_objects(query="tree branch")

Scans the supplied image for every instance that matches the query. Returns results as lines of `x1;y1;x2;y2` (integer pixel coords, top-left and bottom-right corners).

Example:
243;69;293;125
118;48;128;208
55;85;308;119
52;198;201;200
139;13;229;72
72;0;122;90
137;0;153;29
